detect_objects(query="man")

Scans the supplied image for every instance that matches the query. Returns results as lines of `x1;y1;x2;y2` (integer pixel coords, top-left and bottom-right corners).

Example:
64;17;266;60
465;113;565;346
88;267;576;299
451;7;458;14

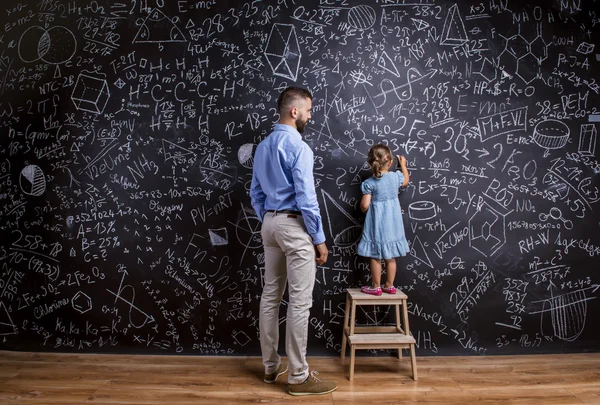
250;87;337;396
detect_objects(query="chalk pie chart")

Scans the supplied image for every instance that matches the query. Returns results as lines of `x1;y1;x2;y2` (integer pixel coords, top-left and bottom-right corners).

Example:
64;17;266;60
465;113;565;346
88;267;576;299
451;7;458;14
20;165;46;196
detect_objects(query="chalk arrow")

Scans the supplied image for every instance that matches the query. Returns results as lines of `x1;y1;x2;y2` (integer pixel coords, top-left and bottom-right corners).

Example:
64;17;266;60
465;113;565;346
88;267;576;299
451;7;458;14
474;148;489;158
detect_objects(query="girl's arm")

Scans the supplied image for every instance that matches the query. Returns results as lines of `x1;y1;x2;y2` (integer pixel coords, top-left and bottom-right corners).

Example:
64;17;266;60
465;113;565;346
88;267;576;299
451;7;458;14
360;194;371;213
397;155;409;187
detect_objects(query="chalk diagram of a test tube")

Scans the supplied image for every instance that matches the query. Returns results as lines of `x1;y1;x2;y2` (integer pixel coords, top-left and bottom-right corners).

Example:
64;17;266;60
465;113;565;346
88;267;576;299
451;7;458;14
530;285;599;341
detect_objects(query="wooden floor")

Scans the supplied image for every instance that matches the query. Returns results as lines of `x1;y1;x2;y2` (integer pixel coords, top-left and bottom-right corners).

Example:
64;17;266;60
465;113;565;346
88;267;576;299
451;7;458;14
0;351;599;404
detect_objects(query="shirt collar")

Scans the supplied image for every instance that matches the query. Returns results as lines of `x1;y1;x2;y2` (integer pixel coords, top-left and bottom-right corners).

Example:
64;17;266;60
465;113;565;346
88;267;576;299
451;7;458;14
273;123;301;139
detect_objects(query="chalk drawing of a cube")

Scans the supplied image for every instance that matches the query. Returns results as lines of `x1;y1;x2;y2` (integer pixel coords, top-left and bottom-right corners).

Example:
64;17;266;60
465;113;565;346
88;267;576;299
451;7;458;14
264;24;302;81
71;74;110;114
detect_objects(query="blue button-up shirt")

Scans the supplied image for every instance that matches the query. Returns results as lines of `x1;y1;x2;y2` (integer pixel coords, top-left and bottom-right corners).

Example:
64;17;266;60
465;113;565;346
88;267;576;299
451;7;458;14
250;124;326;245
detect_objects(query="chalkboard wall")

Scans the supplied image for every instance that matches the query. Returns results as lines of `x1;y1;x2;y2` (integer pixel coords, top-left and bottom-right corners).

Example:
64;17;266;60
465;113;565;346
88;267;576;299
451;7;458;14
0;0;599;356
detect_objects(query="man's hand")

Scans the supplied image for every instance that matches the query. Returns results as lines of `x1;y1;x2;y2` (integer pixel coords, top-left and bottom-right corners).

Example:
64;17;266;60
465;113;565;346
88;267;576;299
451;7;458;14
315;243;328;266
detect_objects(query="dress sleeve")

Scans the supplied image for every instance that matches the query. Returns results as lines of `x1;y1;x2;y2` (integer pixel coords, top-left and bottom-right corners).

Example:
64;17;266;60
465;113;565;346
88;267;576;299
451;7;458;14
361;180;372;195
396;171;405;187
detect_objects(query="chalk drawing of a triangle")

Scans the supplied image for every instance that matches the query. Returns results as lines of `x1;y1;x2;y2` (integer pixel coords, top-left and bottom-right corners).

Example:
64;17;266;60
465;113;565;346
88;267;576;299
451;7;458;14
412;18;430;31
321;190;362;247
132;8;186;44
209;228;228;246
440;4;468;46
410;235;433;268
377;51;401;78
162;139;195;162
0;301;17;336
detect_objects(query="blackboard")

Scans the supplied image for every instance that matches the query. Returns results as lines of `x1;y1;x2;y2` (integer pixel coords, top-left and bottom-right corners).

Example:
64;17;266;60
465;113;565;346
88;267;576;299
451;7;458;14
0;0;599;356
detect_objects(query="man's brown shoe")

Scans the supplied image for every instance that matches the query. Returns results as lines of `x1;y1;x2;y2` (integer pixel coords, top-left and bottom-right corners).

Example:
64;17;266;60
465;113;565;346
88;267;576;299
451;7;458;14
288;371;337;396
263;363;287;383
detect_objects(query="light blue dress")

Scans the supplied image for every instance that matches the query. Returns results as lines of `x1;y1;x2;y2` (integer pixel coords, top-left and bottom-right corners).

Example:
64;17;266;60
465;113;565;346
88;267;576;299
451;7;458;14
357;171;409;259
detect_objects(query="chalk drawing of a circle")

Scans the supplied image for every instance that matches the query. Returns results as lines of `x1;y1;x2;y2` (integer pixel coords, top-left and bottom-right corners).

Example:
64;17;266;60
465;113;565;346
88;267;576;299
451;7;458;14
408;201;437;221
348;127;366;142
18;26;47;62
18;26;76;64
40;26;77;64
348;5;376;30
532;119;570;149
236;214;262;249
238;144;256;169
20;165;46;196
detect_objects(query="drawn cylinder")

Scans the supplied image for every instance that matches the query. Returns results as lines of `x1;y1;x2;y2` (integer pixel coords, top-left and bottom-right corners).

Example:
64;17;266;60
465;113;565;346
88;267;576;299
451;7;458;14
532;119;570;149
408;201;436;221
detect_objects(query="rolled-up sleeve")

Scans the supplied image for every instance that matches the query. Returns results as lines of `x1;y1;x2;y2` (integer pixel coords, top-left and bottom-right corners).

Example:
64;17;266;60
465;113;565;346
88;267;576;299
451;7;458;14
250;169;267;222
291;144;326;245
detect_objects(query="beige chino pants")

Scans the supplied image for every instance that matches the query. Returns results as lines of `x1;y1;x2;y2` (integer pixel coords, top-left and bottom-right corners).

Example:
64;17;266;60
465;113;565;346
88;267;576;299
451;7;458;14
259;211;316;384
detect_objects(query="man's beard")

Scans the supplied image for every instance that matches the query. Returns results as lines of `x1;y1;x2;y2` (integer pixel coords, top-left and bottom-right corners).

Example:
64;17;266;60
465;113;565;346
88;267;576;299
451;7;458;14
296;116;309;133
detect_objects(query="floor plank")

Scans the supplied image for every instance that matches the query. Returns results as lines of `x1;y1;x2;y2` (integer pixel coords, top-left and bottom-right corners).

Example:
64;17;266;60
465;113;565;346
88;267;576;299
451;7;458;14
0;351;597;405
568;387;600;404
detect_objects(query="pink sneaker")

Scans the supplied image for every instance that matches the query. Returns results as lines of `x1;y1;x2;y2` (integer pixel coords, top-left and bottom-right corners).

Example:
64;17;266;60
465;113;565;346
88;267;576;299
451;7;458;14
382;286;397;294
361;286;382;296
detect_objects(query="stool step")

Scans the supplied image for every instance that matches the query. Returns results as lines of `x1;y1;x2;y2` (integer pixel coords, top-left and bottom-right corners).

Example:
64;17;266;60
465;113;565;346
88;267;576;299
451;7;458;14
348;333;416;345
346;288;408;301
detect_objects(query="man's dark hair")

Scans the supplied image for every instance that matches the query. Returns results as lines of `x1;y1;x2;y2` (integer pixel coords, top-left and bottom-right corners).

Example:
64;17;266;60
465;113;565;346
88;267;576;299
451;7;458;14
277;86;312;114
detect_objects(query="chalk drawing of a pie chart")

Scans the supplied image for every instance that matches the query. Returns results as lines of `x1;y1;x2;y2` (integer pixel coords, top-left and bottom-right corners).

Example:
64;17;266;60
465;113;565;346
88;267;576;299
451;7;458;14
20;165;46;196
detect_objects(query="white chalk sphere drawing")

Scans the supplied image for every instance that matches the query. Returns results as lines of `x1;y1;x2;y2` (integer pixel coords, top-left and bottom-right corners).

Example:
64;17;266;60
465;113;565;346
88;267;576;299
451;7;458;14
532;119;570;149
19;165;46;196
408;201;437;221
238;144;256;169
347;5;376;30
18;25;77;64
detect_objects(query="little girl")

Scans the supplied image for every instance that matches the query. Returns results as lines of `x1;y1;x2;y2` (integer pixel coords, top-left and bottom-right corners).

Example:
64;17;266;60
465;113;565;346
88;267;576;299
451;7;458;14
357;144;410;295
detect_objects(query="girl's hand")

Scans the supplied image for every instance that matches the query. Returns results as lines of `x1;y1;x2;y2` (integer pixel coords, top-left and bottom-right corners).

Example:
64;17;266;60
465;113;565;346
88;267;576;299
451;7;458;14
397;155;407;167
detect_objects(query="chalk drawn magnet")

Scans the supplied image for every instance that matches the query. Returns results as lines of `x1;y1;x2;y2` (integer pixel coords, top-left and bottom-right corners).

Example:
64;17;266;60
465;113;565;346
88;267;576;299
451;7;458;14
408;201;437;221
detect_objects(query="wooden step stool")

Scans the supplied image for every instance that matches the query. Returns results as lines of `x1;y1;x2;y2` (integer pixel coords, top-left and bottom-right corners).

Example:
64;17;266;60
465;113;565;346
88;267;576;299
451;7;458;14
341;288;418;381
